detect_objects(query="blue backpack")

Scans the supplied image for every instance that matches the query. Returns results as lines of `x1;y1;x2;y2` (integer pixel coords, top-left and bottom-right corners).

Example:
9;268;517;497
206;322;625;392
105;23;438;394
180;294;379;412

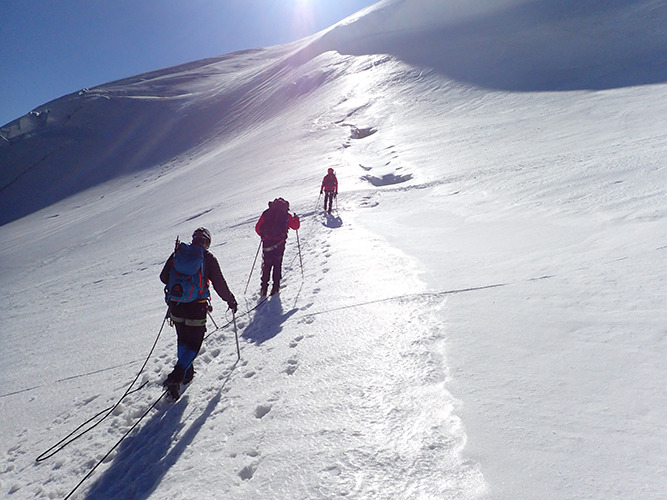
167;242;210;303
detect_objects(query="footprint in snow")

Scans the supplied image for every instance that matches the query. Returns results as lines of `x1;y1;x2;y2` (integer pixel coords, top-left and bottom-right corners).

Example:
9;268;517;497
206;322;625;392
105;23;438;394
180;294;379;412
284;358;298;375
289;335;304;348
239;463;257;480
255;404;272;419
324;464;341;476
298;316;315;325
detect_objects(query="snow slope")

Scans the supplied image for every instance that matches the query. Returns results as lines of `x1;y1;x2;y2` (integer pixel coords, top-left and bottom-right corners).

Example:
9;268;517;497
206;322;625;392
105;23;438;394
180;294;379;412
1;0;666;498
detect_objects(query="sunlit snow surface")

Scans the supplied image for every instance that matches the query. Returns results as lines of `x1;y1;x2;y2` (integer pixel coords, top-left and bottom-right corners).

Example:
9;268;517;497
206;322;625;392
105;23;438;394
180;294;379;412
1;0;666;499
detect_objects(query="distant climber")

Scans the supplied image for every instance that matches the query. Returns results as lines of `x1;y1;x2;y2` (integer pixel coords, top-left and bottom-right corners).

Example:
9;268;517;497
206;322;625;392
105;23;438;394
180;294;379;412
160;227;237;399
320;168;338;214
255;198;300;296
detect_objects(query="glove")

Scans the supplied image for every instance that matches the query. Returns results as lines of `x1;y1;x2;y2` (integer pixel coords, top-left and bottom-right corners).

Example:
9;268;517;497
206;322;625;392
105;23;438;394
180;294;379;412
228;299;238;314
320;190;323;195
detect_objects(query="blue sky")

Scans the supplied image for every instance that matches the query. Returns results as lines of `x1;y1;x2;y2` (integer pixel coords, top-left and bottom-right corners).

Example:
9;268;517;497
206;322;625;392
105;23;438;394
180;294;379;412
0;0;378;126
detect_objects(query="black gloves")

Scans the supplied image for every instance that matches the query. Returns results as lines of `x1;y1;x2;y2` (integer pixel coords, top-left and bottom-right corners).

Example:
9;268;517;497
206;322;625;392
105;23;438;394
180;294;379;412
228;299;238;314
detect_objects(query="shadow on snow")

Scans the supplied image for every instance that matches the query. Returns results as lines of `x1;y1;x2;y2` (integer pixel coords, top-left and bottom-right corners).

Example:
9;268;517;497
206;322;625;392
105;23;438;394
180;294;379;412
241;295;297;345
322;214;343;229
82;363;237;500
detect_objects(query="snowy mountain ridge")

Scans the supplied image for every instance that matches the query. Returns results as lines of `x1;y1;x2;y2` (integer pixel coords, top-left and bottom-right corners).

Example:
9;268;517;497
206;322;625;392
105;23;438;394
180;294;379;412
1;0;666;498
3;0;666;226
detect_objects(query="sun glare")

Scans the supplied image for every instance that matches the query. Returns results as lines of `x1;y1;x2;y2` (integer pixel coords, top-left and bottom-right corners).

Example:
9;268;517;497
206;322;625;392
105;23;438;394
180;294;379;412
291;0;316;36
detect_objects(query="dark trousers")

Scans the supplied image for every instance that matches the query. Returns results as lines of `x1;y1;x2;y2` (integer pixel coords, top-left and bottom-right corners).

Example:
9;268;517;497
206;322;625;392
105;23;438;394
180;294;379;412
261;242;285;290
169;301;207;372
324;191;335;213
174;323;205;354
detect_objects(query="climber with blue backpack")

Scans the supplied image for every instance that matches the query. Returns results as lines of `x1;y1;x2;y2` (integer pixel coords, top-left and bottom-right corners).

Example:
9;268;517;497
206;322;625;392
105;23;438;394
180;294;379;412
160;227;237;398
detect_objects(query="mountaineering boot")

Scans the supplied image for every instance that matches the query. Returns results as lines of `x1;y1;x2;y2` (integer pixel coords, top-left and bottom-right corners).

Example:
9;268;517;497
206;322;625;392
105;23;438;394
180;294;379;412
163;365;185;399
260;284;268;296
165;380;180;400
183;365;195;385
163;365;185;385
270;284;280;296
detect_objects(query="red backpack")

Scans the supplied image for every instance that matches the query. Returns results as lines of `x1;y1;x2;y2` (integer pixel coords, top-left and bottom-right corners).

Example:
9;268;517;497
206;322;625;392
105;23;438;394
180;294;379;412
260;198;290;241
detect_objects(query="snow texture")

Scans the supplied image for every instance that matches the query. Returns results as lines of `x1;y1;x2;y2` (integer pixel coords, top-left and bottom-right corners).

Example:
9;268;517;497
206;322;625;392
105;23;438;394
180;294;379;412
1;0;666;499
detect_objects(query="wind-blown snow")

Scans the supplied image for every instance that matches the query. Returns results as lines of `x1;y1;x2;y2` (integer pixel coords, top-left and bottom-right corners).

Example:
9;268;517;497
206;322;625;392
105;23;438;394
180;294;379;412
1;0;665;499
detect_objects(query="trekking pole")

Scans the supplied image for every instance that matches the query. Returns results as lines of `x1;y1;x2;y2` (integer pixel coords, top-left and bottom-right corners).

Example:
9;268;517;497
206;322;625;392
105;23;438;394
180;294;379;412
316;192;322;209
296;229;304;278
208;311;219;330
233;311;241;360
244;240;262;294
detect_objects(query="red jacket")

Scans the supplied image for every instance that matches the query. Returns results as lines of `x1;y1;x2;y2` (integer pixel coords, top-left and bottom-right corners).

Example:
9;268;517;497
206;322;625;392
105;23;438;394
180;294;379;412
255;210;300;242
321;172;338;193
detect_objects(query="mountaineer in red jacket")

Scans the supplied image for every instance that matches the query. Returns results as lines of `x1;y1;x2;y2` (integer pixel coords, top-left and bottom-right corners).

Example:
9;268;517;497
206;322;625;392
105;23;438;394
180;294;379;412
255;198;300;296
320;168;338;214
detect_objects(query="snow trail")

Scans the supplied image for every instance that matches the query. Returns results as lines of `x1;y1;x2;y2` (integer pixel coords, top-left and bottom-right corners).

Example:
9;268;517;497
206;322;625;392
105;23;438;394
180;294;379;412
6;204;486;500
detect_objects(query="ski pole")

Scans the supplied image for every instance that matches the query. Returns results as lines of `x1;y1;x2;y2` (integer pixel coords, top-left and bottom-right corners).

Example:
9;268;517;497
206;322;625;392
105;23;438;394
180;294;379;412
233;311;241;360
296;229;304;278
244;240;262;295
316;192;322;211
